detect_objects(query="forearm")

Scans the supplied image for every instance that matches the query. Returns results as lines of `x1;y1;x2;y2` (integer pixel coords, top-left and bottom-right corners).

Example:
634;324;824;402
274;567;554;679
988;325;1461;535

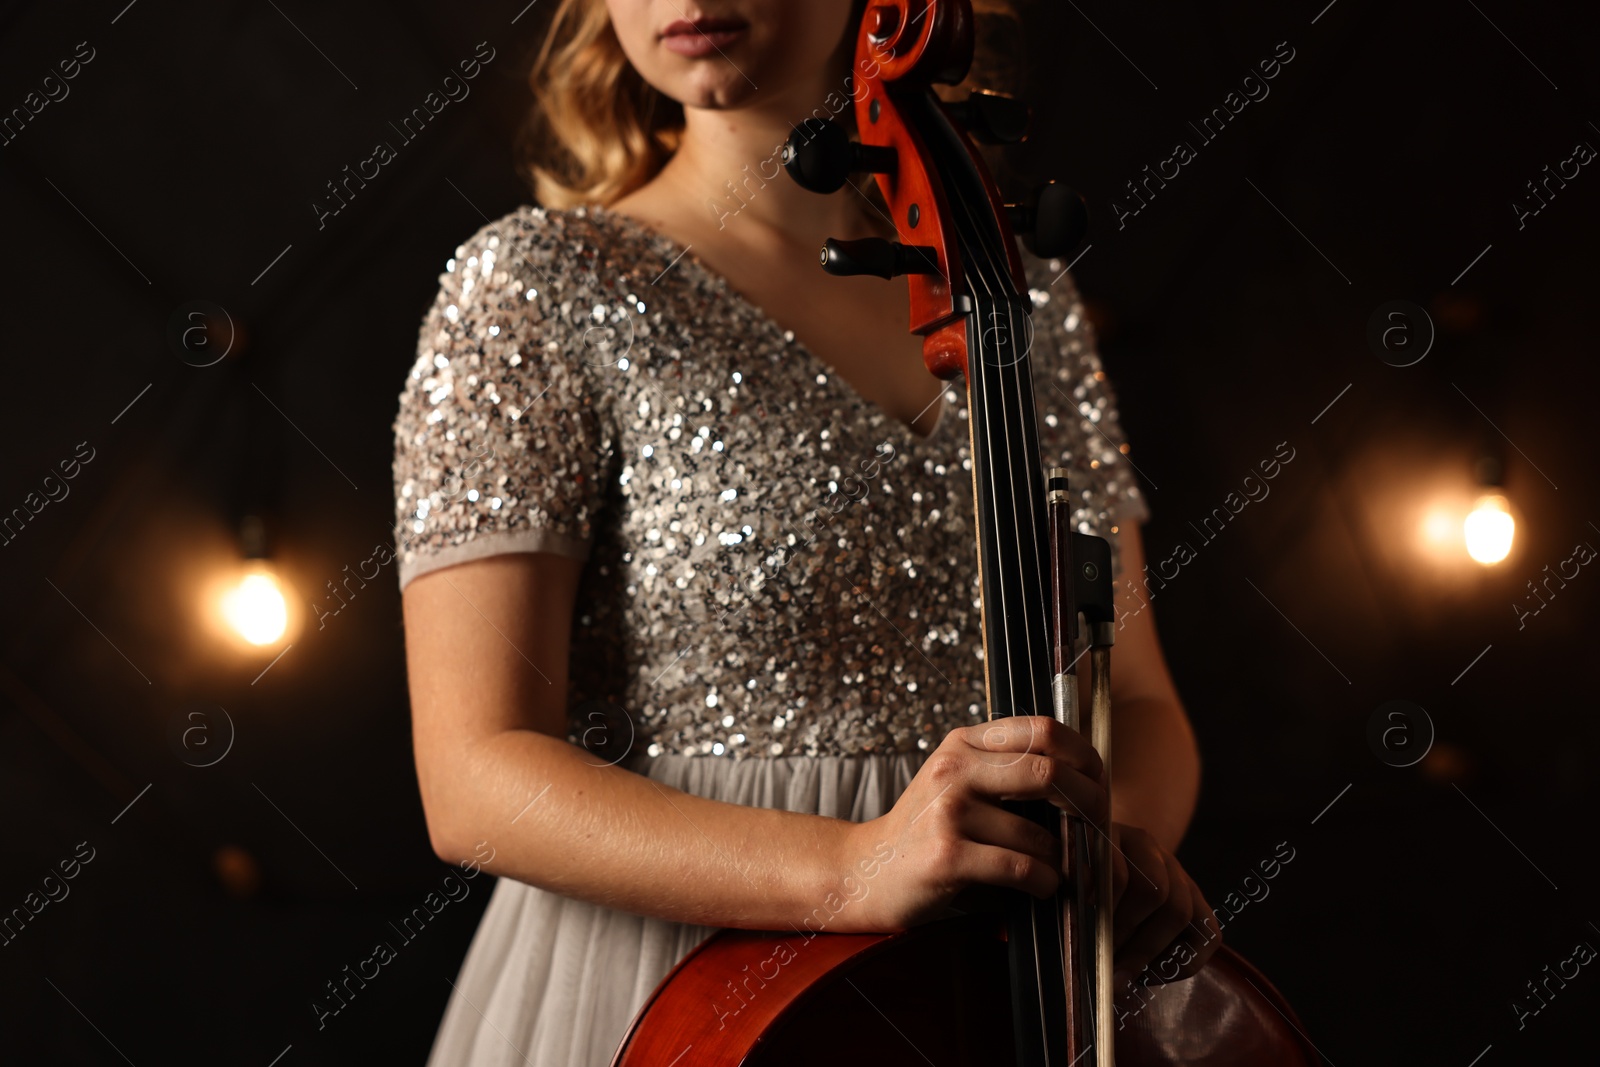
426;728;856;930
1109;696;1200;852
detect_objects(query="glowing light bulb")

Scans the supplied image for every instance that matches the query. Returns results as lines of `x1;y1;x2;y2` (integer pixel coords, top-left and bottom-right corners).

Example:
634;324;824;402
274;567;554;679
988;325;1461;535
1463;493;1514;565
221;564;289;645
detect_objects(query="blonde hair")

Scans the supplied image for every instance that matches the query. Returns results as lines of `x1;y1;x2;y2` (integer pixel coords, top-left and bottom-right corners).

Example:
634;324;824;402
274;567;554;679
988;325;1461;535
518;0;1022;210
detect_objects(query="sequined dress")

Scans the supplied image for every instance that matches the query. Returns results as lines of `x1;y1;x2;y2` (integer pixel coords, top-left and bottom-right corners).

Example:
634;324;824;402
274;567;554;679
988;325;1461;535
391;204;1150;1066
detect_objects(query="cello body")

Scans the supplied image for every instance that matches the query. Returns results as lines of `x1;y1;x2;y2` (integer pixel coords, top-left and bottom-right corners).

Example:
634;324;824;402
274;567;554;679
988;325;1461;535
611;913;1321;1065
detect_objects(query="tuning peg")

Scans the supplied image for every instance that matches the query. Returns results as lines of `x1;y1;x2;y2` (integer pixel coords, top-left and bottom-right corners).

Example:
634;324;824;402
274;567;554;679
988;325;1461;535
1006;181;1088;259
782;118;898;194
819;237;939;279
945;89;1030;145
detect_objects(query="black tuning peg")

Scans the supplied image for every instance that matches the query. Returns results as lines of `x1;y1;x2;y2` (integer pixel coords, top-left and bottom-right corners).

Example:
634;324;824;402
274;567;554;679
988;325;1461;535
782;118;898;194
1006;181;1088;259
945;89;1030;145
819;237;939;279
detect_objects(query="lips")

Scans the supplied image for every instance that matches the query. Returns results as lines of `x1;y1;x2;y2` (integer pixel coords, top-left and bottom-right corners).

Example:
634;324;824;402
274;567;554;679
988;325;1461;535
660;16;749;38
659;15;749;57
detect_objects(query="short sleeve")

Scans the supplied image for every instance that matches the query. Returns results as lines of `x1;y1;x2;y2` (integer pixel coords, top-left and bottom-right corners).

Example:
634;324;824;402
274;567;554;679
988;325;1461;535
392;209;613;592
1024;256;1151;582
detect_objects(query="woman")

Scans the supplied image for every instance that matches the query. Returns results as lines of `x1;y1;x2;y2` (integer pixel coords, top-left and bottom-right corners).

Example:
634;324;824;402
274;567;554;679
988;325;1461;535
392;1;1219;1062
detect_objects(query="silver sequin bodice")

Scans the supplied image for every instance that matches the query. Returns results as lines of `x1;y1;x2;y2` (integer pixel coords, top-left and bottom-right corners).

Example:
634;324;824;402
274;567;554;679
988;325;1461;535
392;205;1149;760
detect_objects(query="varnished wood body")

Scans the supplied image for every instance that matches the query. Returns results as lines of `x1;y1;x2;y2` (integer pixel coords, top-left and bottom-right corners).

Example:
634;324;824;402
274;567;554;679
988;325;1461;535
612;914;1323;1065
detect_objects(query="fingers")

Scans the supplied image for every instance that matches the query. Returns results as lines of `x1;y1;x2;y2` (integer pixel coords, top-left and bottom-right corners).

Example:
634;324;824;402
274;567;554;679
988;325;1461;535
962;716;1104;783
1107;831;1130;910
910;780;1062;881
959;800;1061;869
953;839;1062;900
1108;825;1169;950
910;726;1226;986
1114;847;1191;970
944;718;1109;825
1107;826;1225;984
898;760;1067;904
956;752;1108;826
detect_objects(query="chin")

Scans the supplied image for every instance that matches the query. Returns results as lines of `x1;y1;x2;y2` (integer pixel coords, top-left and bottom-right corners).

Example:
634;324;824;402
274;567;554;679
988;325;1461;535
665;66;759;110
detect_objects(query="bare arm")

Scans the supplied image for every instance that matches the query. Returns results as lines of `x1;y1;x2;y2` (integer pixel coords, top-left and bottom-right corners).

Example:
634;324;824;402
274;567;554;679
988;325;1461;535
404;552;855;930
404;552;1112;939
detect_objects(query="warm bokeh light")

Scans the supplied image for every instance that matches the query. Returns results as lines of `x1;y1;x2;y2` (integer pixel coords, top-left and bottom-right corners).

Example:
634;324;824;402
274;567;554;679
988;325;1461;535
220;563;289;645
1420;509;1459;550
169;510;304;670
1464;493;1515;565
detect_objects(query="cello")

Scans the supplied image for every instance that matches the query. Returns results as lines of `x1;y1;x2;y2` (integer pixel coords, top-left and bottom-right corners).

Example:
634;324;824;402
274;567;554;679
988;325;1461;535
612;2;1322;1063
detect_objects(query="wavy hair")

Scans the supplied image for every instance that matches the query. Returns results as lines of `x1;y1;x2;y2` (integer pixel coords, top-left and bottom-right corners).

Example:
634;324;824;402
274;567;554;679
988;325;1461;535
517;0;1023;209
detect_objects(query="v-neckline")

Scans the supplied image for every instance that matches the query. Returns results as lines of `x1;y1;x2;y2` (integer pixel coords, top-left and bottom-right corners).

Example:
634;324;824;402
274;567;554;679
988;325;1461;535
581;204;952;446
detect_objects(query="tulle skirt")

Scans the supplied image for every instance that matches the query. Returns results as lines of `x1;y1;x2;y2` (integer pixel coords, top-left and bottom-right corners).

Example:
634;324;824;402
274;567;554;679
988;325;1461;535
423;751;929;1067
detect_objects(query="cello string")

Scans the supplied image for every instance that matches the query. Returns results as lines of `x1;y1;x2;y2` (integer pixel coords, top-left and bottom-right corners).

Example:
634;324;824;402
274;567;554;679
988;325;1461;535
936;139;1056;1061
998;253;1083;1063
1001;258;1081;1066
941;116;1052;736
962;225;1059;1064
932;94;1067;1062
944;131;1040;724
956;217;1022;718
987;226;1083;1061
966;127;1081;1067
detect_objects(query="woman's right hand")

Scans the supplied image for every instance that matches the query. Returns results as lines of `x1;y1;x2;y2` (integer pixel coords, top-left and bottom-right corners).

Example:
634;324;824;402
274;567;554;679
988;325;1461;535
838;715;1109;933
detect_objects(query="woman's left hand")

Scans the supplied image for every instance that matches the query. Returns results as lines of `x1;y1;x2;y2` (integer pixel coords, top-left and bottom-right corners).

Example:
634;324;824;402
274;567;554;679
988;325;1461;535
1103;822;1223;984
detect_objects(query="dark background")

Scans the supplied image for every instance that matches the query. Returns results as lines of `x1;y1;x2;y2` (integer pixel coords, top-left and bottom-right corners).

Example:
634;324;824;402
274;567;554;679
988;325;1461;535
2;1;1596;1063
